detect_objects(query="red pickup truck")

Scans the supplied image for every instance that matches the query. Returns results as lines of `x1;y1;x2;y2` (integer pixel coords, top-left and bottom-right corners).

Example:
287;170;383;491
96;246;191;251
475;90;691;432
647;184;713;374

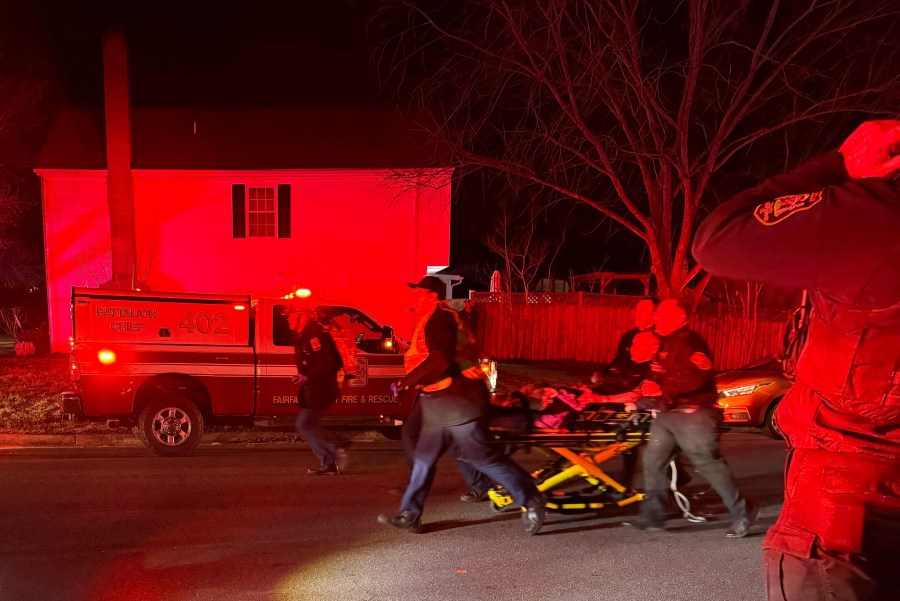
62;287;457;455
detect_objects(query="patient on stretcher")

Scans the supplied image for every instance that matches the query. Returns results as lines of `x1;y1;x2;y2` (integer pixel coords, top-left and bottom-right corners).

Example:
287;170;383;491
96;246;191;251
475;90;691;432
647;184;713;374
489;330;661;431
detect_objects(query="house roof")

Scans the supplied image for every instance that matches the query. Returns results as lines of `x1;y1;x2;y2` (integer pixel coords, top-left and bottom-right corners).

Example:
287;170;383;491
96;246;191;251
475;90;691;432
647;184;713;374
37;107;451;170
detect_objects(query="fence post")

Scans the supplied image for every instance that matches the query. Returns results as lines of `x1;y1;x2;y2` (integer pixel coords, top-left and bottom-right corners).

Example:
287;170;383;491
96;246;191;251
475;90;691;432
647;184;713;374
575;292;583;360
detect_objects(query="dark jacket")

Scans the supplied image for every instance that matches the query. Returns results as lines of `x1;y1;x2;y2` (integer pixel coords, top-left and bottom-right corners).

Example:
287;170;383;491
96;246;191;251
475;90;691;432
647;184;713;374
656;327;718;410
295;320;343;410
401;305;460;389
401;305;483;428
692;152;900;457
594;327;648;395
693;152;900;309
458;308;480;336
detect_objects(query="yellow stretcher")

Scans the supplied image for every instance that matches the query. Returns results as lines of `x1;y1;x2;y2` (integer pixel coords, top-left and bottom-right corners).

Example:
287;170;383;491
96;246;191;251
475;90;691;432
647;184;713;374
486;407;653;514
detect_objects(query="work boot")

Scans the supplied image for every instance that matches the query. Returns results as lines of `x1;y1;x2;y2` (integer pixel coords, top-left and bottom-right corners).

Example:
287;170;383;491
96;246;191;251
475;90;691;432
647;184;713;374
459;489;490;503
725;501;760;538
622;516;666;532
307;464;340;475
522;496;545;535
377;511;422;534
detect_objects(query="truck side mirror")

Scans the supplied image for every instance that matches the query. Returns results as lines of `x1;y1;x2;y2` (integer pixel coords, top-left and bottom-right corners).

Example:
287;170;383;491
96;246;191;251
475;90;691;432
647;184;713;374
380;325;397;352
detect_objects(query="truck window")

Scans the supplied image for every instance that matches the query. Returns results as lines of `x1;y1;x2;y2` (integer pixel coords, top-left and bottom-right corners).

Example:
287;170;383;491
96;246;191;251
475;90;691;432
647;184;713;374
272;305;295;347
274;304;397;354
318;309;381;348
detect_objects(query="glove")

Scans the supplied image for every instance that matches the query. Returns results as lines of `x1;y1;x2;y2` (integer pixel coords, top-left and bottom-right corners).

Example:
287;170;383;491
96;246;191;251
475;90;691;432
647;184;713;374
292;374;309;386
390;381;407;398
839;120;900;179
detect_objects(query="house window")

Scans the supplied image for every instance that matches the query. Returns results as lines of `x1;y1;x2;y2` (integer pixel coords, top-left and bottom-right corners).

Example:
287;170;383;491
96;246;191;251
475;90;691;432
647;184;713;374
232;183;290;239
247;187;276;237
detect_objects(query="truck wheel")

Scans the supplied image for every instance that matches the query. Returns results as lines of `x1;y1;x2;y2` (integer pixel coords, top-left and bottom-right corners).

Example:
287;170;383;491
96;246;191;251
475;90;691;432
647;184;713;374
763;398;784;440
136;393;204;456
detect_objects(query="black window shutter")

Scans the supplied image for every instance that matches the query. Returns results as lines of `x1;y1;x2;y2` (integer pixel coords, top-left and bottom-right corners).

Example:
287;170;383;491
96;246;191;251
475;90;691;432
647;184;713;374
277;184;291;238
232;184;246;238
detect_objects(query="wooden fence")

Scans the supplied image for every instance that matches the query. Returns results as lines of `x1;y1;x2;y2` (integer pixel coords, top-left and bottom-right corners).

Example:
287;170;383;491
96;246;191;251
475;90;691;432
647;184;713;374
470;292;787;371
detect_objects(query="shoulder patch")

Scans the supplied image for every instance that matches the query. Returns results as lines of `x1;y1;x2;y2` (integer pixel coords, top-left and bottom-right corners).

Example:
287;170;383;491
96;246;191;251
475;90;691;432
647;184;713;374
753;191;823;226
309;337;322;352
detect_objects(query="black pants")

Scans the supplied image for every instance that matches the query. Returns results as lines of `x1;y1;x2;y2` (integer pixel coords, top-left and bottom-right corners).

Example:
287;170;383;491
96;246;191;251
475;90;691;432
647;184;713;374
402;397;492;494
400;419;538;519
640;409;749;523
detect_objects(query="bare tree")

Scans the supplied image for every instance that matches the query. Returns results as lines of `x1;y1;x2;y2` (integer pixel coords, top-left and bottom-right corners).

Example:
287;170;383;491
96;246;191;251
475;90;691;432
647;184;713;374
483;193;564;292
76;250;114;288
0;306;24;340
376;0;900;298
0;4;46;292
0;245;42;290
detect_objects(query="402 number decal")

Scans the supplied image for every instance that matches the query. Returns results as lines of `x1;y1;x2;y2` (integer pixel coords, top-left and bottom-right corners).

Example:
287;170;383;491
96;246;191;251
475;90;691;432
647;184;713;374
178;311;230;335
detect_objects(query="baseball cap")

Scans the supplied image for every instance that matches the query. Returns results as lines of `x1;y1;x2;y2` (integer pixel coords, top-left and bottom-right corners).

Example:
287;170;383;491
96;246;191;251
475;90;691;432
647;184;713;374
408;276;446;300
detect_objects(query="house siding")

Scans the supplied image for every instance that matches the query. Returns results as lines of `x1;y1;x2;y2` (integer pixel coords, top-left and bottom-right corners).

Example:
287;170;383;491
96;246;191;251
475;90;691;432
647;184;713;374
38;168;452;351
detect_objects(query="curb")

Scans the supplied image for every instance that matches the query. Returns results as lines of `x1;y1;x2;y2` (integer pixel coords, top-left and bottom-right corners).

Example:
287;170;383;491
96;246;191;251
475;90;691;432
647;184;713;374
0;430;390;449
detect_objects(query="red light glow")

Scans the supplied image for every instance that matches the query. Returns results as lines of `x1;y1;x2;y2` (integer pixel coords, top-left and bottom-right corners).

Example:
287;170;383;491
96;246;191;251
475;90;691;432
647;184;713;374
97;349;116;365
38;169;451;351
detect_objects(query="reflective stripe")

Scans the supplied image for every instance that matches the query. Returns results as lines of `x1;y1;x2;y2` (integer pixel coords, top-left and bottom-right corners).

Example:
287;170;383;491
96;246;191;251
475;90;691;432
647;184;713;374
265;365;405;378
461;366;490;384
422;377;453;392
82;363;255;377
368;366;406;377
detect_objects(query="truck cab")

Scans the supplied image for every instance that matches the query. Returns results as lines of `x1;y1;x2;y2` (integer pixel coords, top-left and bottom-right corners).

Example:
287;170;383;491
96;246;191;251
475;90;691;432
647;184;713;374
62;288;416;455
253;298;409;425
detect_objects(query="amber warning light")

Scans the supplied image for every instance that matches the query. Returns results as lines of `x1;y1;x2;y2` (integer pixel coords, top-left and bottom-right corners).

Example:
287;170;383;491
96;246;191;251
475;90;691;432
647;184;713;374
97;349;116;365
295;288;312;299
234;304;246;311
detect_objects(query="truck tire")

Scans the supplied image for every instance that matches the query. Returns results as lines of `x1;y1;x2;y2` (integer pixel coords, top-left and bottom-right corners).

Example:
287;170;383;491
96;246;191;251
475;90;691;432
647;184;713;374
763;398;784;440
135;393;204;456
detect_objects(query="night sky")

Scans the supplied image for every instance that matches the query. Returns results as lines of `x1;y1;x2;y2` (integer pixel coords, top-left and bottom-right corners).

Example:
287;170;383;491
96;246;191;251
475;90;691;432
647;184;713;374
0;0;648;294
35;1;382;108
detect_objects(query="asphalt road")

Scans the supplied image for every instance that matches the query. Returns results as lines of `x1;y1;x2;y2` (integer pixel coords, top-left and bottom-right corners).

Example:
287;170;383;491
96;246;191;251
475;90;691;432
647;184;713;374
0;434;786;601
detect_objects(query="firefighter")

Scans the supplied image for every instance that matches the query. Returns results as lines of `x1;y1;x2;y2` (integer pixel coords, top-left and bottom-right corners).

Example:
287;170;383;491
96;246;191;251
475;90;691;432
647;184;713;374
378;276;545;534
290;301;346;475
458;299;480;338
395;283;493;502
626;299;757;536
692;120;900;601
592;297;658;394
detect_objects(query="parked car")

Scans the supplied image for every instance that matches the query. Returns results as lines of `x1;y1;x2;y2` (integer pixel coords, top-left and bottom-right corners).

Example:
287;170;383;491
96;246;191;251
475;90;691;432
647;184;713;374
715;360;793;439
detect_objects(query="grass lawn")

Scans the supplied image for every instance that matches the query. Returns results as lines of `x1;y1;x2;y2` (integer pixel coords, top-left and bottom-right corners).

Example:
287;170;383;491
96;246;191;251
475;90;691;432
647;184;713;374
0;355;80;434
0;355;593;434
